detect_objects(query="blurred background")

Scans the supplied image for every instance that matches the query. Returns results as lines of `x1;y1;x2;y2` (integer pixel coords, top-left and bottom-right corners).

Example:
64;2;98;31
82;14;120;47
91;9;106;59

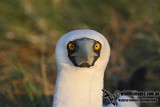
0;0;160;107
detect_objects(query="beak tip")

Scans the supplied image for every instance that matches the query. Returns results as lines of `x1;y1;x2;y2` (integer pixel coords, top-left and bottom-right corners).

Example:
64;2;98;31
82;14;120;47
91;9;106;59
78;62;91;68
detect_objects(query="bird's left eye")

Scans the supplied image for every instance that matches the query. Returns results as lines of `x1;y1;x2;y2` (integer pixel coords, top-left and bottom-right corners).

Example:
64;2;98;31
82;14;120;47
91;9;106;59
94;42;101;50
68;42;75;51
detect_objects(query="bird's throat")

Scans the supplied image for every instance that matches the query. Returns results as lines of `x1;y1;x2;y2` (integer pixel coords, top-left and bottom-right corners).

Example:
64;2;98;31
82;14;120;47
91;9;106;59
52;64;104;107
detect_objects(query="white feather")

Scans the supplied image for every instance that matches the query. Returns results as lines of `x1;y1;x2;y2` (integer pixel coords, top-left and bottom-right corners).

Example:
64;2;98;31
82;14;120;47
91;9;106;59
103;96;139;107
52;30;110;107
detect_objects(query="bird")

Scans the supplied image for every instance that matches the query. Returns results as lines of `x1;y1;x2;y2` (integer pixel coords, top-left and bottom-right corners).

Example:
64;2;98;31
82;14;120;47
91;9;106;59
52;29;110;107
52;29;144;107
103;67;147;107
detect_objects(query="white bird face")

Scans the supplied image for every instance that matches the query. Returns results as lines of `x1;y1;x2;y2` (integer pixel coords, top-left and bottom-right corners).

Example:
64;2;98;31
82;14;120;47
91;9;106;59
67;38;101;67
56;30;110;70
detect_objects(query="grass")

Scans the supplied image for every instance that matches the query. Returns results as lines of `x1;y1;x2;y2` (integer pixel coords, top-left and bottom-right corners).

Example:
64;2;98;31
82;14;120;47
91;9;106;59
0;0;160;106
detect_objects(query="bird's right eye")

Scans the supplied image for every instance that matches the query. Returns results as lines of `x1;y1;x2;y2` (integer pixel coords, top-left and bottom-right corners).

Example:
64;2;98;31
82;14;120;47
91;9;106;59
68;42;75;51
94;42;101;51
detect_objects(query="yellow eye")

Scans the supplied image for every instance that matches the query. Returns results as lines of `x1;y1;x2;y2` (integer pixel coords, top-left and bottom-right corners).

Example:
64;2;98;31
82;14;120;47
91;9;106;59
68;42;75;51
94;43;101;50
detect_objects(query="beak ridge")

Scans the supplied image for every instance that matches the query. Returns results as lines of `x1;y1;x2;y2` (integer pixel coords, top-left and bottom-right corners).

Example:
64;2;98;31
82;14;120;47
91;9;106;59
71;41;97;67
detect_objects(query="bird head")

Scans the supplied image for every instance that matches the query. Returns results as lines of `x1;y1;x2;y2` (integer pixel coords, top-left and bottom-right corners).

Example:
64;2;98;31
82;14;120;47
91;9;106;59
55;30;110;71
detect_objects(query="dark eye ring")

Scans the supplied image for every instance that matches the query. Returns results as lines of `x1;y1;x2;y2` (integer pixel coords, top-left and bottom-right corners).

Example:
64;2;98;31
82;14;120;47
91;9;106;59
94;42;101;50
68;42;75;51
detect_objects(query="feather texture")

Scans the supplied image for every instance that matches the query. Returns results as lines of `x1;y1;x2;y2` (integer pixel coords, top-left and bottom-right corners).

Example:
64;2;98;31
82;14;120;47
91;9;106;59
52;30;110;107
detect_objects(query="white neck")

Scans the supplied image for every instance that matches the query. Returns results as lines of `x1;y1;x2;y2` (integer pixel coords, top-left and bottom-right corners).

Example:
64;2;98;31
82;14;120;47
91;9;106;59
52;63;105;107
52;30;110;107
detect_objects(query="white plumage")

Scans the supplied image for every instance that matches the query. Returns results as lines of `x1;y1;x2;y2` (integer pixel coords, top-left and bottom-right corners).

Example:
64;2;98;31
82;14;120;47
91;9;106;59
103;96;139;107
52;30;139;107
52;30;110;107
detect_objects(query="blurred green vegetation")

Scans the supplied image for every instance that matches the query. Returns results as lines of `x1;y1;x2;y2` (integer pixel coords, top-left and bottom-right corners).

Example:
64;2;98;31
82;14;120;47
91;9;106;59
0;0;160;107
